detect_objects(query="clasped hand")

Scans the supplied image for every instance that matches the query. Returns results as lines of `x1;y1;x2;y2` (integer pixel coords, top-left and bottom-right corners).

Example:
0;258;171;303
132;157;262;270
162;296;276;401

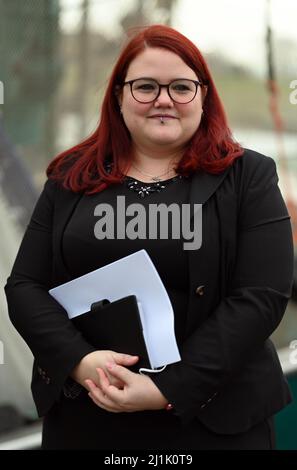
85;362;168;413
71;350;168;413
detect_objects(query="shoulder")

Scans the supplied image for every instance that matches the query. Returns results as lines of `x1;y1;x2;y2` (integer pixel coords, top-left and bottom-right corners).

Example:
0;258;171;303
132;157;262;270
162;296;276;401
233;148;277;178
34;178;81;216
43;177;81;199
230;148;278;195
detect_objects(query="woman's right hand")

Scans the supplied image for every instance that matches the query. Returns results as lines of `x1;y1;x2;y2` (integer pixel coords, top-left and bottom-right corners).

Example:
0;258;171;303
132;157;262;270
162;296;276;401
70;350;139;389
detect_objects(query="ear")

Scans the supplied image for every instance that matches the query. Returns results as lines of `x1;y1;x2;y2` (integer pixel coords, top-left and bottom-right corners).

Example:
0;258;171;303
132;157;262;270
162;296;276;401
201;85;208;103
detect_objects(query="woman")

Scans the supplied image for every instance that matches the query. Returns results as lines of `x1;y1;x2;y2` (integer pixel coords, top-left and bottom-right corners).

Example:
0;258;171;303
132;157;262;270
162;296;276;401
5;25;294;450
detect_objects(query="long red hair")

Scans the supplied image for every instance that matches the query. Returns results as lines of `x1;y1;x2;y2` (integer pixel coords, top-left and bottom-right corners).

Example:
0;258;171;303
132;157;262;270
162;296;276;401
47;24;243;194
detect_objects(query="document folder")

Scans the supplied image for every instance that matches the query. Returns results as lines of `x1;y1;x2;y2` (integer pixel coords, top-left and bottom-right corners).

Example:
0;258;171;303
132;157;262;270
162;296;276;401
71;295;151;372
49;249;181;369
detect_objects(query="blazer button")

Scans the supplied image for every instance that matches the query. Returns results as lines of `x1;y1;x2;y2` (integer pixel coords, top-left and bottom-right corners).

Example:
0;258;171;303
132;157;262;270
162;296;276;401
195;285;205;296
45;377;51;385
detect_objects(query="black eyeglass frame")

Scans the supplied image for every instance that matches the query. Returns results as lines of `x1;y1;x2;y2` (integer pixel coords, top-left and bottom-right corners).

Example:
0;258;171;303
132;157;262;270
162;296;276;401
122;77;205;104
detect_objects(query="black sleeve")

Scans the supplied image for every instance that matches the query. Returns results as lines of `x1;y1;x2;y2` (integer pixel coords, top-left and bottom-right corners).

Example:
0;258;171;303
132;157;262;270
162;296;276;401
4;179;96;403
150;156;294;424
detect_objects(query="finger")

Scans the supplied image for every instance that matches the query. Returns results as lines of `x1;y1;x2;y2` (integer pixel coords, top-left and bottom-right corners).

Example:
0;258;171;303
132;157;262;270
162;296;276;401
98;368;124;389
96;367;111;391
97;367;110;384
103;363;133;401
88;389;121;413
116;353;139;364
112;379;125;389
107;362;133;380
97;368;124;396
84;378;98;392
84;371;121;393
85;378;121;412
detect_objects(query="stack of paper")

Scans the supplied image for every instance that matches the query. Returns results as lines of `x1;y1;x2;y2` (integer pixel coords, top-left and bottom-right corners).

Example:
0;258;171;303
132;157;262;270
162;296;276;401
49;249;181;369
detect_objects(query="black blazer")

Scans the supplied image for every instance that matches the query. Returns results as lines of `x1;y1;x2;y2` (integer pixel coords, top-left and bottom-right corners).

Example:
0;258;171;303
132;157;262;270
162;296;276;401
4;149;294;434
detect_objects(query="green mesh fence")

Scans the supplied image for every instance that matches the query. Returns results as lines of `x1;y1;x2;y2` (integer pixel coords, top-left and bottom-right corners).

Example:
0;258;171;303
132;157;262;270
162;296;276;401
0;0;61;145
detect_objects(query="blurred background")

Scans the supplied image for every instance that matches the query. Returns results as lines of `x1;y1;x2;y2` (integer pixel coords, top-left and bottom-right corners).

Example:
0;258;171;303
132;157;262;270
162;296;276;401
0;0;296;450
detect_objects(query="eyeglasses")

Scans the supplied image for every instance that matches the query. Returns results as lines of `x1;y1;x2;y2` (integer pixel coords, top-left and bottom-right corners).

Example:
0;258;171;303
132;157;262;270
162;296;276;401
123;77;203;104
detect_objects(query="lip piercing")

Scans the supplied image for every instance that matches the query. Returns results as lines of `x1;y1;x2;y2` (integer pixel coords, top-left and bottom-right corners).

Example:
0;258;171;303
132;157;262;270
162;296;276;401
160;117;165;124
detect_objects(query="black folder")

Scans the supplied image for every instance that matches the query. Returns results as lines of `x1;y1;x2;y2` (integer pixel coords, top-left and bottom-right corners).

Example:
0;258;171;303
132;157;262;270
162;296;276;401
72;295;151;372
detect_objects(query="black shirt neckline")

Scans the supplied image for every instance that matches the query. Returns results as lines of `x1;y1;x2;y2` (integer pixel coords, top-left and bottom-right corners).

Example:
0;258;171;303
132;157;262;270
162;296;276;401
124;174;180;185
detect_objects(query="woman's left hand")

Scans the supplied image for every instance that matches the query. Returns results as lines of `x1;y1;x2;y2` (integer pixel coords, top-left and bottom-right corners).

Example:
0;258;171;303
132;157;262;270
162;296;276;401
85;362;168;413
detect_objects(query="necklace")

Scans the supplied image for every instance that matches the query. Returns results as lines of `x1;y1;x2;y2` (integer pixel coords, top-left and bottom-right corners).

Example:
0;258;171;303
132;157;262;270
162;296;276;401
103;160;185;198
125;174;183;198
131;163;176;182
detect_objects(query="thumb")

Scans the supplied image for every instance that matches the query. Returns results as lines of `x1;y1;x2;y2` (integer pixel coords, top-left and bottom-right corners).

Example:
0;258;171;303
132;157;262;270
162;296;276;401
115;353;139;364
106;362;132;383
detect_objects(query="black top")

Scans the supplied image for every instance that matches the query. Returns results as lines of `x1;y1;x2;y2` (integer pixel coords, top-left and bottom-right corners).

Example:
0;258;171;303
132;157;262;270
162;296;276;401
63;174;192;346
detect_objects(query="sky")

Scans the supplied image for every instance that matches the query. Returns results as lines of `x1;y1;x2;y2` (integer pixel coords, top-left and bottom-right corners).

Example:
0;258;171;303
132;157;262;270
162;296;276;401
60;0;297;74
173;0;297;74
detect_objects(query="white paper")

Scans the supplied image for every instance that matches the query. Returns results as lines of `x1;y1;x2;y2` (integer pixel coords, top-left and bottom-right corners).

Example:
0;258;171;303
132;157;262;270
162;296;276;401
49;249;181;369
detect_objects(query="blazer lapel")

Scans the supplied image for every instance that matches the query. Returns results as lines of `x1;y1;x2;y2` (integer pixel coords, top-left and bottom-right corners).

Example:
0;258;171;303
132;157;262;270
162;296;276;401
188;168;231;208
52;187;83;286
185;167;232;336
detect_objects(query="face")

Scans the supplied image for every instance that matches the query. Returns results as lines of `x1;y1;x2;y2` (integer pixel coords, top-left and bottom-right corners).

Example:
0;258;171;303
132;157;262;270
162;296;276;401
118;47;205;154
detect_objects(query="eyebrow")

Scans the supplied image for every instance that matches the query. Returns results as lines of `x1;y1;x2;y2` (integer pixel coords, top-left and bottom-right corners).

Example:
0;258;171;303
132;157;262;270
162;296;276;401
125;77;199;82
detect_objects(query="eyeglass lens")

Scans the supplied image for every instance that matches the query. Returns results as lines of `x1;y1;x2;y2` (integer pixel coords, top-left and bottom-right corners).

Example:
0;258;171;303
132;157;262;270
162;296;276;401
131;78;198;104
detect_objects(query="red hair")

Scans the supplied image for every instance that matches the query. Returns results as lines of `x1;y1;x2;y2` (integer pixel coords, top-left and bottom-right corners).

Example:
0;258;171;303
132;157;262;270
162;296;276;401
47;24;243;194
